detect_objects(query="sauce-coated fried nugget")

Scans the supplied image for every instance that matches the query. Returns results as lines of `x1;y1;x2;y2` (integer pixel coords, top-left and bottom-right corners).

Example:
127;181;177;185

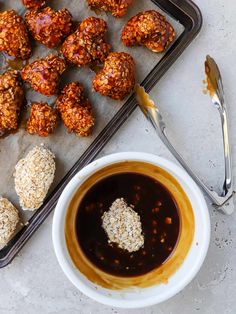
22;55;66;96
22;0;46;9
25;7;73;48
61;17;110;67
0;10;31;60
0;71;24;138
93;52;135;100
88;0;133;17
122;10;175;53
26;103;58;137
56;82;94;137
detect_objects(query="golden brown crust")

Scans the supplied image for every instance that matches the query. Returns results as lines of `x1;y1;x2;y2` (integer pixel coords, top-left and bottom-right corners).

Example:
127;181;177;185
26;102;58;137
121;10;175;53
92;52;135;100
22;0;46;10
88;0;133;17
56;82;94;137
25;7;73;48
61;17;110;67
22;55;66;96
0;10;31;60
0;70;25;137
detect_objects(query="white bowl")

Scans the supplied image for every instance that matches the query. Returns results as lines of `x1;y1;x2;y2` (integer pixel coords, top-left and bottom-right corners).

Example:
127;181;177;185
52;152;210;308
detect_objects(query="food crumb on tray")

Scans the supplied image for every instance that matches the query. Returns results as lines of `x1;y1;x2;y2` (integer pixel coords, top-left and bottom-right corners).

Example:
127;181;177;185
14;145;56;211
0;197;20;246
102;198;144;253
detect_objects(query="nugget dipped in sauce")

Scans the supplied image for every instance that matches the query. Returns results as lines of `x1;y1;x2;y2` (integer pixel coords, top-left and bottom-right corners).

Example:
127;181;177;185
22;0;46;9
61;17;110;67
87;0;133;17
25;7;73;48
26;103;58;137
0;71;25;138
56;82;94;137
0;10;31;60
122;10;175;53
93;52;135;100
22;55;66;96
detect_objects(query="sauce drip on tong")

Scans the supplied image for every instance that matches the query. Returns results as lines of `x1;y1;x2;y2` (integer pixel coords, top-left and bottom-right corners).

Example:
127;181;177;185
205;55;220;97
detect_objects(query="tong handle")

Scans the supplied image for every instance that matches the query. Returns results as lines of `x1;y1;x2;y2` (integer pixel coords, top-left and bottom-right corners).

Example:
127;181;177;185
219;106;232;196
205;55;233;204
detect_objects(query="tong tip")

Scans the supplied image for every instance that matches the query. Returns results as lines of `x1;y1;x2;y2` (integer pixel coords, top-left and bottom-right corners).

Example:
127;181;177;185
134;84;156;116
205;55;221;97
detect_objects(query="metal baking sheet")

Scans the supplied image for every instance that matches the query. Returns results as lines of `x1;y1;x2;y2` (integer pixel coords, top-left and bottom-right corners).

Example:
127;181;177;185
0;0;202;267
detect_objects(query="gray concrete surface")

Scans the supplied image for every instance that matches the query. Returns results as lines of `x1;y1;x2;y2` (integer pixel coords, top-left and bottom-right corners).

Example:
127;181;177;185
1;0;236;313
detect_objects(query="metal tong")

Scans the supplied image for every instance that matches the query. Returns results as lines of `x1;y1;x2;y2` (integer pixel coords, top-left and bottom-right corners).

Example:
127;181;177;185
135;55;234;214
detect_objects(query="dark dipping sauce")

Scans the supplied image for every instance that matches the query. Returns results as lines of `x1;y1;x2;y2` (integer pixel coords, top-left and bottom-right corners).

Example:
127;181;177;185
76;172;180;277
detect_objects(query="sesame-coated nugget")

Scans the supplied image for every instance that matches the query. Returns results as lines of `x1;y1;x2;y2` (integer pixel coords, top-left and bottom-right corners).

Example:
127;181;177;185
14;145;55;211
121;10;175;53
26;103;58;137
93;52;135;100
0;198;20;246
0;10;31;60
0;70;25;138
56;82;94;137
22;0;46;10
22;55;66;96
87;0;133;17
61;17;110;67
25;7;73;48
